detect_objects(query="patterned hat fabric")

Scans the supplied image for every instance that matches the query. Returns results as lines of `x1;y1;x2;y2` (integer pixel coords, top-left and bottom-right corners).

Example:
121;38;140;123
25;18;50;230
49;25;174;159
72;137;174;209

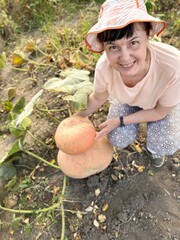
85;0;166;53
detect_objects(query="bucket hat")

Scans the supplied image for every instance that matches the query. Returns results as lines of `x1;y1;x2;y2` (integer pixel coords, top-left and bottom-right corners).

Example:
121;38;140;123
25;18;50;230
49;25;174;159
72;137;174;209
85;0;166;53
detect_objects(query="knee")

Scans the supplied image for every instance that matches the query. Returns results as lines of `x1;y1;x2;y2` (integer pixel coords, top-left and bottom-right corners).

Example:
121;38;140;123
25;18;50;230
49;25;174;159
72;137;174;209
147;121;180;155
147;137;180;156
108;126;138;148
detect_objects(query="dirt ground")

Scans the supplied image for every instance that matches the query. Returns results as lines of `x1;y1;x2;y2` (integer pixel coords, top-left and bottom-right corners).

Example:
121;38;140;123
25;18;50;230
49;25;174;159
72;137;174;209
0;2;180;240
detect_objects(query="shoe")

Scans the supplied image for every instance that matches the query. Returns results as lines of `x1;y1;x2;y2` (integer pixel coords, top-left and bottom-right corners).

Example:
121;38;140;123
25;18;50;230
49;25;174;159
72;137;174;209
151;153;165;168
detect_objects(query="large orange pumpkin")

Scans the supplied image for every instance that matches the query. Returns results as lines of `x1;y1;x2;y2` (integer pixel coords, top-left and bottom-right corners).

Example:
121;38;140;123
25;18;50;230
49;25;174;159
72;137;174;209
54;116;96;155
57;136;113;179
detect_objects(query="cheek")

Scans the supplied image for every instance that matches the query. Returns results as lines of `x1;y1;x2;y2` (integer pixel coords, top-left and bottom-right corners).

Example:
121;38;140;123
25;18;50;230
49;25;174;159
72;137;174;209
106;53;118;64
136;48;147;61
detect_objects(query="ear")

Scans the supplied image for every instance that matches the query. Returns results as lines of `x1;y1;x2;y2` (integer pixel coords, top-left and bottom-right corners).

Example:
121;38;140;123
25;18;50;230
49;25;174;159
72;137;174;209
149;29;154;37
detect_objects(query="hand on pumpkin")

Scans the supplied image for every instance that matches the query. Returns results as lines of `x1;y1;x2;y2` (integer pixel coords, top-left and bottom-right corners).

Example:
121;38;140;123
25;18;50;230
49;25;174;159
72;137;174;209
95;117;120;140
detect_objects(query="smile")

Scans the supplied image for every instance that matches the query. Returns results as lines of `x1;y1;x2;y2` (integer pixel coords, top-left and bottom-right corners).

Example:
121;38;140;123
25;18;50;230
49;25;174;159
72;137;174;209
120;61;136;69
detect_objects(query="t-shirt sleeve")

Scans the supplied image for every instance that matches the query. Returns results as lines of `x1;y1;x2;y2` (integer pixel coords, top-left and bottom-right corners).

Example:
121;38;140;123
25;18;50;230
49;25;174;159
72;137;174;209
93;63;108;92
158;76;180;107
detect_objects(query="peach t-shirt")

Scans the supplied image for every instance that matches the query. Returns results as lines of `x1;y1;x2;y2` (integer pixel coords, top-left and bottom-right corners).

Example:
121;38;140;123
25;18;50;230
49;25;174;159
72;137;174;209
94;41;180;110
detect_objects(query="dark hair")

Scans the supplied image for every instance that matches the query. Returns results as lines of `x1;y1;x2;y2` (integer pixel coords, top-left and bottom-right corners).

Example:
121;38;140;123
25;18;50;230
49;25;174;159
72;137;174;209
97;22;152;43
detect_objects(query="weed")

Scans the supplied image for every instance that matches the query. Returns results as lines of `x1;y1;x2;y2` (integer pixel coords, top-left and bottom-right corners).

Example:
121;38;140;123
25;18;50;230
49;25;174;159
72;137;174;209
24;222;33;235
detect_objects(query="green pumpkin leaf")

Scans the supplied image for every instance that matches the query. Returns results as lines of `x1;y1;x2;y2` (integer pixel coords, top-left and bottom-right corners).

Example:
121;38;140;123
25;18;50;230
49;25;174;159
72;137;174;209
5;175;17;190
0;137;24;165
44;69;93;112
0;162;17;181
15;90;43;126
64;82;93;112
12;96;25;114
60;68;90;78
44;69;90;92
4;100;13;112
9;117;32;137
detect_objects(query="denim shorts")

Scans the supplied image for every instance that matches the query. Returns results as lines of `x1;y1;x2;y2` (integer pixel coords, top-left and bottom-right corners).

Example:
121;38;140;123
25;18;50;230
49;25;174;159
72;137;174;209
107;103;180;156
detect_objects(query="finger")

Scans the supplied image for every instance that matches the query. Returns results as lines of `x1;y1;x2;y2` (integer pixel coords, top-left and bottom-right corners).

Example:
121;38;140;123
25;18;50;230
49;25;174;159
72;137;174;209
95;130;107;140
98;122;107;129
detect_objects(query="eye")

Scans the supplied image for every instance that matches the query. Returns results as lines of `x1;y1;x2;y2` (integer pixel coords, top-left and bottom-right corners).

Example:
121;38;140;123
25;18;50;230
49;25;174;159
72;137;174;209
131;41;139;46
108;45;120;52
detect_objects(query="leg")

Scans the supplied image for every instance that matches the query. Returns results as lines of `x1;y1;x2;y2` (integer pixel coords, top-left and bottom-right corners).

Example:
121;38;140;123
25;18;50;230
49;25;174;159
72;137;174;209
147;104;180;156
107;104;141;148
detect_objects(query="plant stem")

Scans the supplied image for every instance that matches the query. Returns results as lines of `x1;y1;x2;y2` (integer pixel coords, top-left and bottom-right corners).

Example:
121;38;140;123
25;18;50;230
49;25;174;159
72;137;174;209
0;201;61;214
0;195;67;214
36;47;50;57
11;67;28;72
22;77;37;84
36;106;62;123
37;106;67;113
27;130;51;148
24;150;60;169
60;175;66;240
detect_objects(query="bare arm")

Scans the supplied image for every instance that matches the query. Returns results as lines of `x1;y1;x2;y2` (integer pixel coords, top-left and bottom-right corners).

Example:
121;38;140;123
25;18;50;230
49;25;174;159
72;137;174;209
123;103;174;125
75;90;109;117
96;103;175;139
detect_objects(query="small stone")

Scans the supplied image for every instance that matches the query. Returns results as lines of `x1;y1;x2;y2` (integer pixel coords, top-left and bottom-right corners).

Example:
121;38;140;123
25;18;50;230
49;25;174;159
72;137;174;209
111;174;118;181
95;188;100;196
173;158;180;164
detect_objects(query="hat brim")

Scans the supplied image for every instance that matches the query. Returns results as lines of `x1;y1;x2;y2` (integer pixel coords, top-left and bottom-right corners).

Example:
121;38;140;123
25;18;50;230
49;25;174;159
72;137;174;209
85;9;166;53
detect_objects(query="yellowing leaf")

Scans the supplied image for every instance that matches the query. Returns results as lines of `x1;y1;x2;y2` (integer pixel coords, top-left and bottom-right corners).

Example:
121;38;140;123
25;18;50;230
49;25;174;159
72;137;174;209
0;52;7;68
52;185;60;195
138;165;145;172
8;88;16;101
11;51;26;66
57;55;72;69
26;40;36;52
50;159;56;164
26;194;32;200
9;229;14;235
102;203;109;212
131;142;142;153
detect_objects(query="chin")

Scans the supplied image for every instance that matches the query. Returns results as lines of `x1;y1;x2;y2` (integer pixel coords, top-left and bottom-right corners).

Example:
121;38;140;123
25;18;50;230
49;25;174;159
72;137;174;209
119;67;137;77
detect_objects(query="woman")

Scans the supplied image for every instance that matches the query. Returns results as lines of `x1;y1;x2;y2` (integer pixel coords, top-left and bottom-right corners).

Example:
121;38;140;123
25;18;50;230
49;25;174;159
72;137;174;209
76;0;180;167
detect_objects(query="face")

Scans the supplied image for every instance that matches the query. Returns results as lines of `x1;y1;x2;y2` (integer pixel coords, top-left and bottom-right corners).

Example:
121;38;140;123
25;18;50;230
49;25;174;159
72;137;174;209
103;23;150;80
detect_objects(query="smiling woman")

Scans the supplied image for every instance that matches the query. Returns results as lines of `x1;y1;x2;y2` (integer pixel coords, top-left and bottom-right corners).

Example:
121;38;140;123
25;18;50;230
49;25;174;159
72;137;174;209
75;0;180;169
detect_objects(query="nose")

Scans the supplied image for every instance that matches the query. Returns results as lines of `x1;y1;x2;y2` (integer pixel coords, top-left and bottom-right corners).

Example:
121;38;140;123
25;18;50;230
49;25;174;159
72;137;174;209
119;48;131;61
